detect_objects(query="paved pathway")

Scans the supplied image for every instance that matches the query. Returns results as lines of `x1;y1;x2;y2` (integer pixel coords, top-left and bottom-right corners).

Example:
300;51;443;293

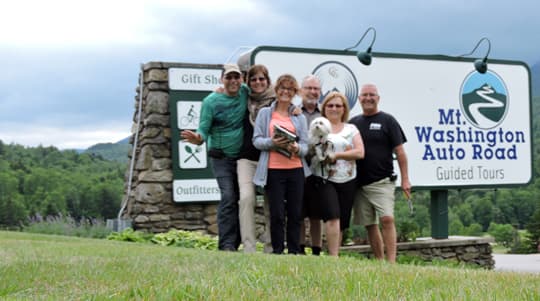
493;254;540;274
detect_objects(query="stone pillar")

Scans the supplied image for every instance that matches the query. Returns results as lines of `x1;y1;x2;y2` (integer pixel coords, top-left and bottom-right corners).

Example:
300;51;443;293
121;62;214;233
122;62;268;238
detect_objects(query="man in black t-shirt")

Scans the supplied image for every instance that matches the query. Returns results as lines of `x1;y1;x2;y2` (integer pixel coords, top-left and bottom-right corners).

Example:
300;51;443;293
349;84;411;263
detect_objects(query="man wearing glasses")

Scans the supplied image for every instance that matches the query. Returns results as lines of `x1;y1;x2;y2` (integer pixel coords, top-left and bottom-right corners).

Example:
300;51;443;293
181;64;249;251
349;83;412;263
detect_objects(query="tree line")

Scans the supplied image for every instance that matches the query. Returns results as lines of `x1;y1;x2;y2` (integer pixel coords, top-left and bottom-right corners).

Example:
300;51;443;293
0;142;124;227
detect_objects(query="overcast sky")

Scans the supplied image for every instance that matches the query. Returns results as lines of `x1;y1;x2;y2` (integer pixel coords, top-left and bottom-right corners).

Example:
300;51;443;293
1;0;539;149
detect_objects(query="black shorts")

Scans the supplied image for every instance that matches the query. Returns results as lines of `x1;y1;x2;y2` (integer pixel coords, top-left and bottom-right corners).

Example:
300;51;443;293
304;176;357;230
303;175;322;219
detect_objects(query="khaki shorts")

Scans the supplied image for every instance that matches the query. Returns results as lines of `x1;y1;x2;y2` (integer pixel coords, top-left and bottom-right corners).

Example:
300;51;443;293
353;177;395;226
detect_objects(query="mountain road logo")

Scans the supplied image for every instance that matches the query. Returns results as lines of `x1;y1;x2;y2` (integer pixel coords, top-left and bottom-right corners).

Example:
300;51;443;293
460;70;508;129
312;61;358;109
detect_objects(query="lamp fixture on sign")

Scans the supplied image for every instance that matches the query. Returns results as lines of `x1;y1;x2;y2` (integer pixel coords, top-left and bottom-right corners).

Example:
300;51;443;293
459;37;491;74
344;27;377;66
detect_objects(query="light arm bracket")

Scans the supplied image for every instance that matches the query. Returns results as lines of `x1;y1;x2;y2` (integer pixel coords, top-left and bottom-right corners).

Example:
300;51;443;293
344;27;377;65
459;37;491;74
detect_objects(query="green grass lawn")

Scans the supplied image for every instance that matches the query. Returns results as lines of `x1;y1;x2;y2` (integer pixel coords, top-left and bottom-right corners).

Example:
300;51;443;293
1;231;539;300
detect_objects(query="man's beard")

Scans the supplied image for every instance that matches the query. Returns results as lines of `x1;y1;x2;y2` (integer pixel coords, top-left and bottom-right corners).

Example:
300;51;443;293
304;98;318;106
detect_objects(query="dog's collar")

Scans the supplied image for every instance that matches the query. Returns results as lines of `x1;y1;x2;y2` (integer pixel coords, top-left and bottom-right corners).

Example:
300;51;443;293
315;135;325;146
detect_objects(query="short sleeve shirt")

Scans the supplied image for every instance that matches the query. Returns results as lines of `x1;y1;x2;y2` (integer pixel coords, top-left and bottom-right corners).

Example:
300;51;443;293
349;111;407;185
312;123;359;183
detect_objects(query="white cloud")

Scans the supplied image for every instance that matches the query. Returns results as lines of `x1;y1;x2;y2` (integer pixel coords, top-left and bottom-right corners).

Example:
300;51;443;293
0;0;277;49
0;1;146;46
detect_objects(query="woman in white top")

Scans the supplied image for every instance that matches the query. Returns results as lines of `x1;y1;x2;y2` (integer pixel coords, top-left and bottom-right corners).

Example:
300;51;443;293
304;91;364;256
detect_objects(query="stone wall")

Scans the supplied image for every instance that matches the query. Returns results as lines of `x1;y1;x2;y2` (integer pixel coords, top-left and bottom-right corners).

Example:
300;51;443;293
341;236;495;269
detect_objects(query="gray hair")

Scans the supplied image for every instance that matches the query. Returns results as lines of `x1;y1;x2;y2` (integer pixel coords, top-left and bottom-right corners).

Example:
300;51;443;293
301;75;321;88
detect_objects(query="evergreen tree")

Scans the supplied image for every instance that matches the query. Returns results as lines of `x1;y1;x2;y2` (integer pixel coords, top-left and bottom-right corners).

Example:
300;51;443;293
525;207;540;252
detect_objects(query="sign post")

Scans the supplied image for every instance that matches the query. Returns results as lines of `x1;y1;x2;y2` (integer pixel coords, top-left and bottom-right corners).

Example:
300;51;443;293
430;190;449;238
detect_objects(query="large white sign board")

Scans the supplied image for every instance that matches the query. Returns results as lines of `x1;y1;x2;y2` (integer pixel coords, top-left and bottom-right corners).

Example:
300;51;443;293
247;47;532;188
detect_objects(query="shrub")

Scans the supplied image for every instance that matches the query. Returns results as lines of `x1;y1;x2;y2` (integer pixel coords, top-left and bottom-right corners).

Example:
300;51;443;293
347;224;367;244
106;228;151;243
151;229;218;250
462;223;483;236
397;220;419;242
449;219;464;235
488;222;515;248
524;207;540;253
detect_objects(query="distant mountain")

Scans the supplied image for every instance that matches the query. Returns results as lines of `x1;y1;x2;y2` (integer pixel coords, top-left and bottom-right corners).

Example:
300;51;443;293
115;136;130;144
85;137;130;163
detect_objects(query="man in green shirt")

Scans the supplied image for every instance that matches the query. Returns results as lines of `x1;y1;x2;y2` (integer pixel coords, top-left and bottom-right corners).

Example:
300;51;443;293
181;63;249;251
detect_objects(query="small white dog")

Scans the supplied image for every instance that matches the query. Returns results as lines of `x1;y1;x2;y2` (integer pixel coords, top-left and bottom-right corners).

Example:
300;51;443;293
308;117;335;177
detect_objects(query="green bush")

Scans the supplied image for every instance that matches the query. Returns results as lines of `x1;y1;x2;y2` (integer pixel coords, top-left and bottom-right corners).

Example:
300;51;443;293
449;217;464;235
488;222;515;248
108;228;219;250
397;220;419;242
346;224;367;244
107;228;151;243
509;239;534;254
462;223;483;236
151;229;218;250
524;207;540;253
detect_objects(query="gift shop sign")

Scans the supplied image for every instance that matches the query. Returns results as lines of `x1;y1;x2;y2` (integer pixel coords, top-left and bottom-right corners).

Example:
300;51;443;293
169;66;222;202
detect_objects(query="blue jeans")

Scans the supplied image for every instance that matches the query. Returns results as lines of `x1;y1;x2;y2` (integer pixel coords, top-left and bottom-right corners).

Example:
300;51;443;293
210;158;241;250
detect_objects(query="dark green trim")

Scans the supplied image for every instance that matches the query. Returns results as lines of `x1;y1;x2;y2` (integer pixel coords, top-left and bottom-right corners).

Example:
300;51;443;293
247;45;531;67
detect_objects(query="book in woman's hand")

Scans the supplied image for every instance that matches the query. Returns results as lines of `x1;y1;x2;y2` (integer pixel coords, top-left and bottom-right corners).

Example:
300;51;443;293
273;124;298;158
273;124;298;142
